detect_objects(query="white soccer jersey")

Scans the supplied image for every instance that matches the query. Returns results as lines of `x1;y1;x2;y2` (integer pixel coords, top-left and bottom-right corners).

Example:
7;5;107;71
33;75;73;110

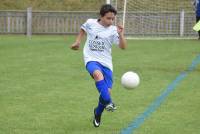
81;19;119;71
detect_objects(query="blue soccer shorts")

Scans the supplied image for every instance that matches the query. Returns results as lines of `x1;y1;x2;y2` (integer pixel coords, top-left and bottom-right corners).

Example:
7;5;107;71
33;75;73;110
86;61;113;89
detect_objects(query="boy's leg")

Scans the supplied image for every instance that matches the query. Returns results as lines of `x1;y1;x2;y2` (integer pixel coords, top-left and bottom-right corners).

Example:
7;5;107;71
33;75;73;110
86;62;112;110
102;67;117;112
94;70;112;112
86;62;115;127
94;66;117;112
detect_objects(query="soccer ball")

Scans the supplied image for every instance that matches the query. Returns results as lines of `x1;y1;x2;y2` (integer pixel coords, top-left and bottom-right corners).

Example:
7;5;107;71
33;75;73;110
121;71;140;89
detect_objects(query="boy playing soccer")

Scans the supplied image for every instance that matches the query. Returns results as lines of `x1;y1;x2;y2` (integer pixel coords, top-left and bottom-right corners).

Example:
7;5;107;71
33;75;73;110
70;4;127;127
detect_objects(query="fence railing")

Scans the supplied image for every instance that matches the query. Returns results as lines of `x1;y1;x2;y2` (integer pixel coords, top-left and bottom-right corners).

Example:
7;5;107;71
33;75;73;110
0;10;26;34
0;9;98;35
0;8;198;37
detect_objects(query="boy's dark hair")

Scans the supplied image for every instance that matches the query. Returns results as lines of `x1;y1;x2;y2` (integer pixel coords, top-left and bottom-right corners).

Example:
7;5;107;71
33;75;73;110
100;4;117;17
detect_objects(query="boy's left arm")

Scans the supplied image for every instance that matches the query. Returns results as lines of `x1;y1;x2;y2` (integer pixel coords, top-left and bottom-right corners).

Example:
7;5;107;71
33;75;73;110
117;25;127;49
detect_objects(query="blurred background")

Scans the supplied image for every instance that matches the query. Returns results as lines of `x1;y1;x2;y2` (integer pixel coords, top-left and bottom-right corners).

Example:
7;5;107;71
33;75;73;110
0;0;197;38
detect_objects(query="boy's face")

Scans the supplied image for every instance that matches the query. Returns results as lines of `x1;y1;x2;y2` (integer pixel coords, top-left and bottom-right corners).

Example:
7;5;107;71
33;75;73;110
100;12;115;27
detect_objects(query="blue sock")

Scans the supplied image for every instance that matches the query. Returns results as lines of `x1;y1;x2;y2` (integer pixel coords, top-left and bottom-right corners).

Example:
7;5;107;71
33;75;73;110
95;80;111;105
95;101;105;115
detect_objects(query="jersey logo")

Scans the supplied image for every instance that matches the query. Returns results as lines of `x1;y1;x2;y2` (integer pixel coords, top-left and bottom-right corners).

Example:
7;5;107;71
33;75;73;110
88;39;105;52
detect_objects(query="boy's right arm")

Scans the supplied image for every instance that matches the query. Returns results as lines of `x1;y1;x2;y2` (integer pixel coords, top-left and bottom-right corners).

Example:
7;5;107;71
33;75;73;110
70;29;85;50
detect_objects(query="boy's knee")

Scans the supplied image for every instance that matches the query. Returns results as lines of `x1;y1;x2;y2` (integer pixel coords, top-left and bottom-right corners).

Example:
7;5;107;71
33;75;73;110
93;70;104;81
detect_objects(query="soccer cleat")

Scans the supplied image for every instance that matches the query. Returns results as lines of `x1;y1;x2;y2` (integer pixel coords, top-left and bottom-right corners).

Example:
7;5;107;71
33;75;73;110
105;103;117;112
93;108;101;127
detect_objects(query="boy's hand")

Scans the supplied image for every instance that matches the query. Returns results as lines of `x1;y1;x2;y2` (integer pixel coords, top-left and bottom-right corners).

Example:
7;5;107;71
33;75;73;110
117;24;124;35
70;42;80;50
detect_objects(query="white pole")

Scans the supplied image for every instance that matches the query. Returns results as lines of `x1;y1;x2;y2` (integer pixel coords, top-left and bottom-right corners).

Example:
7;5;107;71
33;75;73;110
27;7;32;39
115;0;118;25
122;0;127;28
106;0;111;4
180;10;185;37
7;13;11;33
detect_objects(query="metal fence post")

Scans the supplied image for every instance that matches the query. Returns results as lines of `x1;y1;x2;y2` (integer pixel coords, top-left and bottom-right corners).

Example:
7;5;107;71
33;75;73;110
180;10;185;37
7;12;11;33
27;7;32;38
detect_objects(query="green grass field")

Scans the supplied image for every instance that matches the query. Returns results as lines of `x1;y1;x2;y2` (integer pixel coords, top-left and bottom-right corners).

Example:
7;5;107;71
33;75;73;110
0;36;200;134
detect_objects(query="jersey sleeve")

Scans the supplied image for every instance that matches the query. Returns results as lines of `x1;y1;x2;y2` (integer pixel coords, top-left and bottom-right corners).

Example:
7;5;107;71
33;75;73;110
112;28;120;46
81;19;92;33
